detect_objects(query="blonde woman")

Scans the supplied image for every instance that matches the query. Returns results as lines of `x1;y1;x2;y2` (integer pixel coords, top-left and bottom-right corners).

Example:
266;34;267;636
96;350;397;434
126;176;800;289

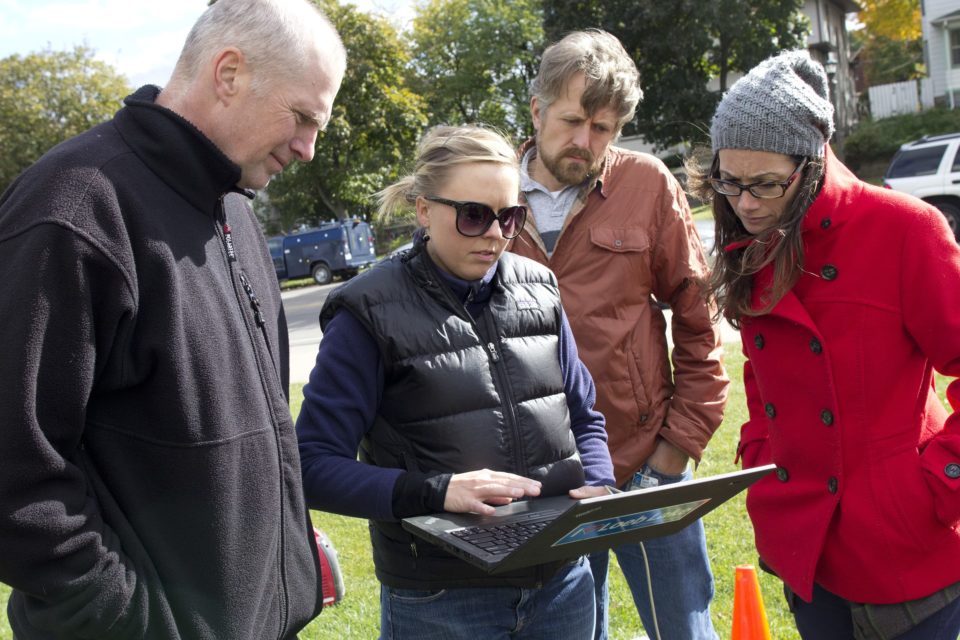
296;124;614;639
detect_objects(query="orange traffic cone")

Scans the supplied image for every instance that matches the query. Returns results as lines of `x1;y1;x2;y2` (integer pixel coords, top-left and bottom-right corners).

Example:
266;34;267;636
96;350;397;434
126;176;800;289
731;565;771;640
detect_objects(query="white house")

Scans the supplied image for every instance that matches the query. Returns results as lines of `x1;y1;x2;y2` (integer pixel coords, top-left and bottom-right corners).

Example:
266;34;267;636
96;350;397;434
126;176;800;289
923;0;960;107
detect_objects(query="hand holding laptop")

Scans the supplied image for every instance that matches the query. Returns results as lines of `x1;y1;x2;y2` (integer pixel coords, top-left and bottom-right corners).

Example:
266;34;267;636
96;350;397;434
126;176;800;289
569;485;613;499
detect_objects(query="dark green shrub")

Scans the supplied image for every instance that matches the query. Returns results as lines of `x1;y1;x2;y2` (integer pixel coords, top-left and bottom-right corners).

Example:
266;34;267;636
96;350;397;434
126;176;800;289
845;108;960;172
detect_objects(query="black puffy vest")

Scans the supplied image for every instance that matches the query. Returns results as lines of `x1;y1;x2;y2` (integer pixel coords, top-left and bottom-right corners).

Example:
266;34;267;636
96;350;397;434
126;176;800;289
320;247;583;588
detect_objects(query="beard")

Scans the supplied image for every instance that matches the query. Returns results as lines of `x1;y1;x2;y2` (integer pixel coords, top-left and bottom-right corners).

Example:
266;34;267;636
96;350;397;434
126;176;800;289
537;138;602;187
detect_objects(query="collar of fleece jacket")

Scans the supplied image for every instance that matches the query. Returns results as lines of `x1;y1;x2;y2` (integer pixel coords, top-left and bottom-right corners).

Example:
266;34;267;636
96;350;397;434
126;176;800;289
114;85;249;217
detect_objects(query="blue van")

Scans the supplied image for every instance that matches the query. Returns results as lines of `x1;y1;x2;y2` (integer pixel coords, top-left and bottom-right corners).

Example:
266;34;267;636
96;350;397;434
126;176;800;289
268;220;378;285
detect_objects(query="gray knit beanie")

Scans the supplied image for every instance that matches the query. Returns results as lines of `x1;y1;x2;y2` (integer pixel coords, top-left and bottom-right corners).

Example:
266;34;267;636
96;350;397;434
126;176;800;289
710;49;835;158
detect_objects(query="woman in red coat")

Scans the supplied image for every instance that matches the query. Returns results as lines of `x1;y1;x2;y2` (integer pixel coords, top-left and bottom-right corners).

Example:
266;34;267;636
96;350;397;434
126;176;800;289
687;50;960;639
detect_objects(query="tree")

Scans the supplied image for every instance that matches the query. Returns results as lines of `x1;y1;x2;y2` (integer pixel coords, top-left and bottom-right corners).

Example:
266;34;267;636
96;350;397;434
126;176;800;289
853;0;923;87
263;0;428;232
852;30;924;86
858;0;921;42
542;0;809;150
408;0;544;138
0;46;131;194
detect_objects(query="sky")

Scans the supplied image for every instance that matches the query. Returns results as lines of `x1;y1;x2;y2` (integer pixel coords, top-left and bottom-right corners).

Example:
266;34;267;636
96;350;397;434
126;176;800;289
0;0;415;88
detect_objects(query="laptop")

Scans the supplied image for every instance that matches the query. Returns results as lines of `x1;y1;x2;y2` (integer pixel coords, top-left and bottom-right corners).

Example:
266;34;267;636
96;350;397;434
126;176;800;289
402;464;776;574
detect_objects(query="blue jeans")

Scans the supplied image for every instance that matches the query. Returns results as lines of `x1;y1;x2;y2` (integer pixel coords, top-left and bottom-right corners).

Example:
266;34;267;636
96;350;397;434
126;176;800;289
789;581;960;640
590;464;718;640
380;556;595;639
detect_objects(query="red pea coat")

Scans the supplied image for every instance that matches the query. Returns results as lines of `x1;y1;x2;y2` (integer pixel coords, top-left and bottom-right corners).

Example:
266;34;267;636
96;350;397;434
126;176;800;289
735;147;960;604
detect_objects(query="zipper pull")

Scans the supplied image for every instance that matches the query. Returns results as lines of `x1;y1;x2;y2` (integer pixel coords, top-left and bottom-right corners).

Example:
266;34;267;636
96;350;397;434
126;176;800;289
487;342;499;362
466;283;479;305
222;222;237;262
238;271;266;327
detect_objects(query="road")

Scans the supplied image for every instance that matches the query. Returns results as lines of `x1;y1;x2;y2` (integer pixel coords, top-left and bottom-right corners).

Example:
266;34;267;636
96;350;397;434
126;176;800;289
281;218;737;383
281;282;338;384
695;218;716;255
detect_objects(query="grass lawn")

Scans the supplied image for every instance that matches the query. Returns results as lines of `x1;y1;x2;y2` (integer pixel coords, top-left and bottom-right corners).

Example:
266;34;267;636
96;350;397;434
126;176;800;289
280;276;318;290
0;355;952;639
691;203;713;221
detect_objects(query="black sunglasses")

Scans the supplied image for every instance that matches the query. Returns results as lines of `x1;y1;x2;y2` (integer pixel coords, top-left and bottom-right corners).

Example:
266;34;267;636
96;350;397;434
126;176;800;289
424;196;527;239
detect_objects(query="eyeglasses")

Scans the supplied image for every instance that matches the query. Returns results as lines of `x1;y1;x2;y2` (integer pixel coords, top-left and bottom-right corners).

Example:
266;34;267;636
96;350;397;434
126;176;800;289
423;196;527;239
709;159;808;199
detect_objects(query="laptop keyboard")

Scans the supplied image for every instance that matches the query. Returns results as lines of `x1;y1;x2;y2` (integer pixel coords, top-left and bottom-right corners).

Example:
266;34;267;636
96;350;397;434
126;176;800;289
451;511;561;556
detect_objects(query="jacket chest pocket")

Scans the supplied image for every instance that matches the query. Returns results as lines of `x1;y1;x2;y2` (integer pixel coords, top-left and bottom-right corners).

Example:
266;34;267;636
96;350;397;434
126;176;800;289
587;227;653;295
589;227;651;254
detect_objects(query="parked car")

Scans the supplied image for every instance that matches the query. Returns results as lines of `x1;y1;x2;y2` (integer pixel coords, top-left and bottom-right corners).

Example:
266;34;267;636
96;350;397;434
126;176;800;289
882;132;960;241
269;219;377;285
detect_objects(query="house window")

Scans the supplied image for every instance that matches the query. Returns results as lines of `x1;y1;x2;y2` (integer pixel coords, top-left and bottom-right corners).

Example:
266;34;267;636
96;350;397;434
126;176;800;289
951;29;960;67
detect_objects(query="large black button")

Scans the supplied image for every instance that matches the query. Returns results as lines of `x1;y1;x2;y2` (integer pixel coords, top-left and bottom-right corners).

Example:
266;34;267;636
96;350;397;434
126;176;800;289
754;334;765;350
776;467;789;482
821;409;834;426
810;338;822;354
821;264;838;280
820;218;832;229
946;463;960;479
828;477;838;494
765;403;776;418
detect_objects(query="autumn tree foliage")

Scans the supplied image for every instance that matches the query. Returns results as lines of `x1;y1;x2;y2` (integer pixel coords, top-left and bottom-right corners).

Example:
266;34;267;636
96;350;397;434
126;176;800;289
853;0;924;86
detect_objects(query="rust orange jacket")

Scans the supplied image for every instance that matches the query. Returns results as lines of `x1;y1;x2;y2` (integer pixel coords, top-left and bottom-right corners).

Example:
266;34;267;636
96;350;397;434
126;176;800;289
510;142;729;485
735;147;960;604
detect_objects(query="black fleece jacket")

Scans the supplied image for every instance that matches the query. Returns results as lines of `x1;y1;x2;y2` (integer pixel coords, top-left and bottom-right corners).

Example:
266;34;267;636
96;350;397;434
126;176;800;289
0;86;322;639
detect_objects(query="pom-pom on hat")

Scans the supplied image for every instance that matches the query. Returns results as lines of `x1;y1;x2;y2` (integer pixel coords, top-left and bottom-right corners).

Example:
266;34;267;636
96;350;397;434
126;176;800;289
710;49;835;158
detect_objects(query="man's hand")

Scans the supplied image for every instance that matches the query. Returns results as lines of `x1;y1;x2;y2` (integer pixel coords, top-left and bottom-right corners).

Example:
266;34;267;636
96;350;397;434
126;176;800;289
443;469;541;515
646;439;690;476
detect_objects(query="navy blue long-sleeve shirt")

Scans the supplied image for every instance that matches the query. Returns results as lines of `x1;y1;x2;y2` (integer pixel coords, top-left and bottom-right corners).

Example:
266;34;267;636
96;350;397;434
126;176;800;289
297;263;614;522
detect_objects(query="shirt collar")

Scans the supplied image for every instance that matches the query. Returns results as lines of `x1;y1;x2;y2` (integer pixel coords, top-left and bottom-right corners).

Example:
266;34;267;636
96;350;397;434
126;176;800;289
412;234;498;306
114;85;247;216
436;261;498;307
518;138;603;197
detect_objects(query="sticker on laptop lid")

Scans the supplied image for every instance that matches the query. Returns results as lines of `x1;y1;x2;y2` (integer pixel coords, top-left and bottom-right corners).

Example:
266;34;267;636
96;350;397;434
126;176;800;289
552;499;710;546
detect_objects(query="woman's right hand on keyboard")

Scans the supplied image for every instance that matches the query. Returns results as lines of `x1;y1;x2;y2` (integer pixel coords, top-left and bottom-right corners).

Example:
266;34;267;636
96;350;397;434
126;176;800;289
444;470;542;515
